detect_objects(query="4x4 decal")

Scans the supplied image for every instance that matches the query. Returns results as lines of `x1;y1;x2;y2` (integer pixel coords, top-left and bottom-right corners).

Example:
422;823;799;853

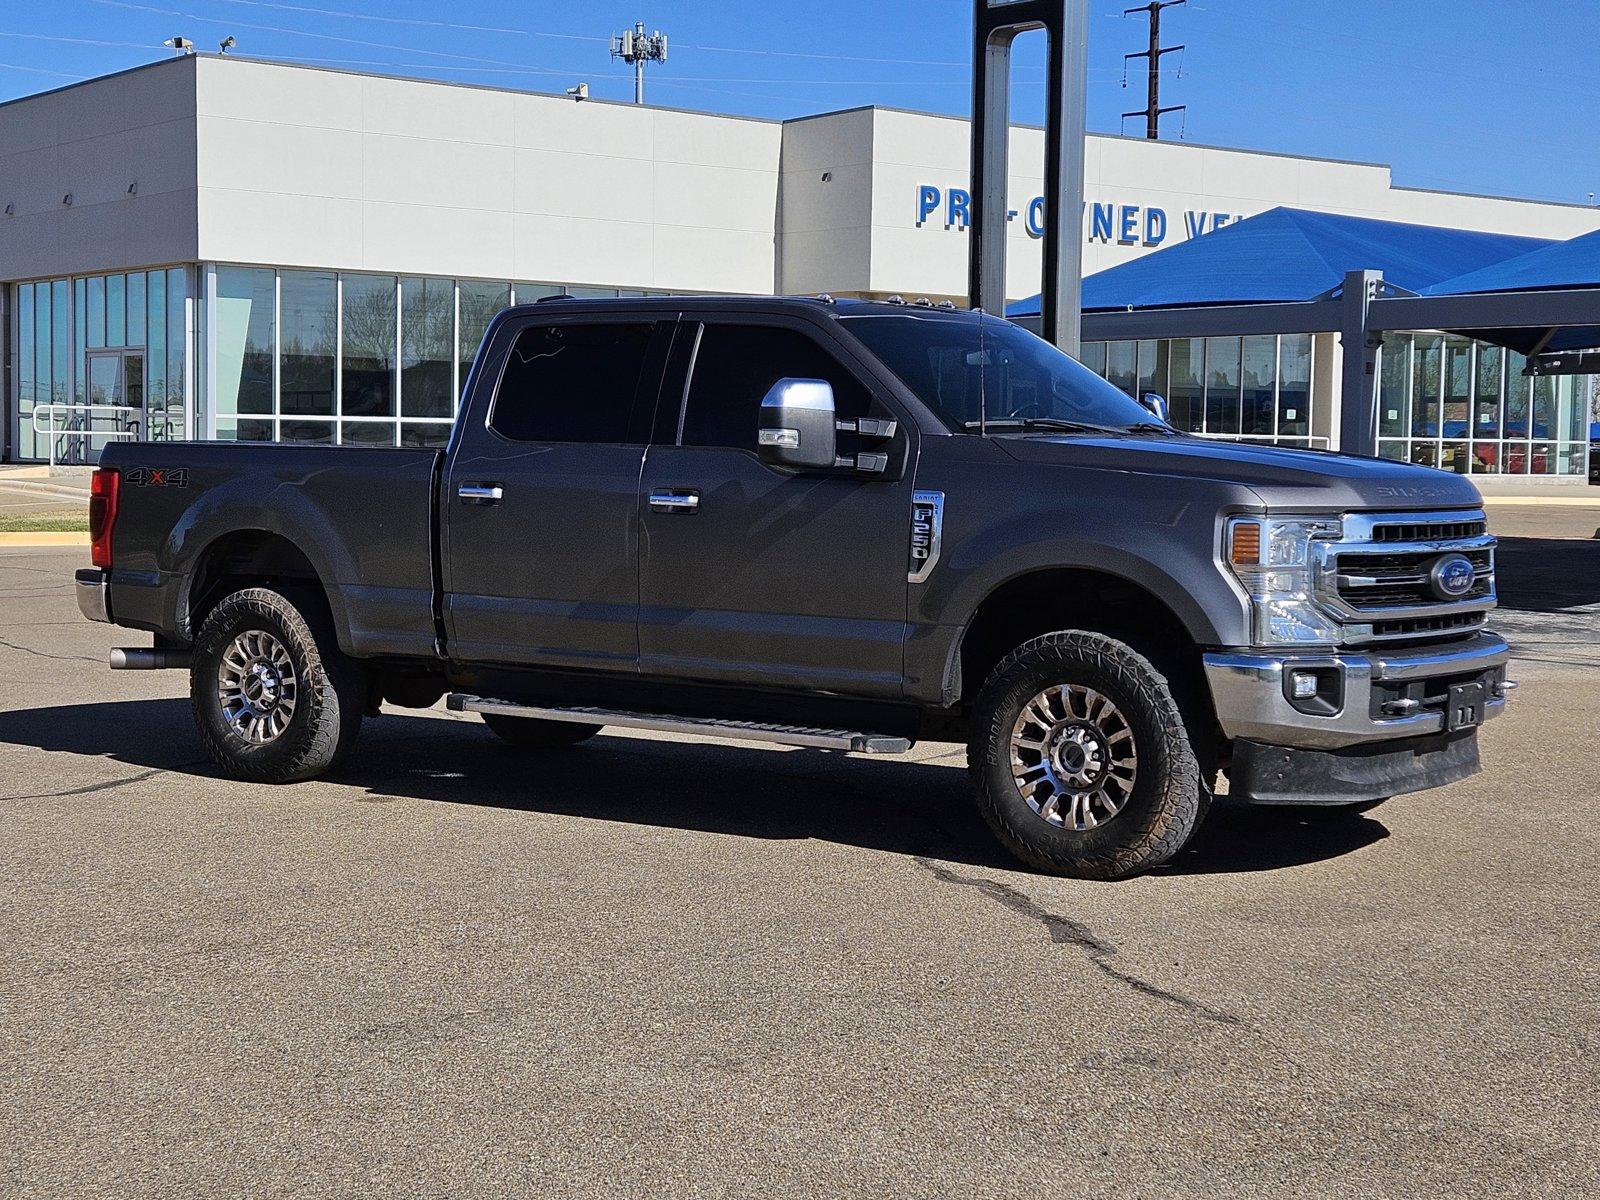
125;467;189;488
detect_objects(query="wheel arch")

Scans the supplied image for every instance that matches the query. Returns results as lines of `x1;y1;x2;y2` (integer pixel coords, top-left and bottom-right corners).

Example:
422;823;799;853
952;565;1220;755
180;529;341;648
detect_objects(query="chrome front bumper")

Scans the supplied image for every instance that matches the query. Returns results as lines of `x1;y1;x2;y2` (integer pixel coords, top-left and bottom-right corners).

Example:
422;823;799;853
1203;632;1511;750
75;568;111;623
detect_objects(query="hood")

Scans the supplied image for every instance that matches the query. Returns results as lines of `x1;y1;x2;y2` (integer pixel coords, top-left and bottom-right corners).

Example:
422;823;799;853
996;434;1484;513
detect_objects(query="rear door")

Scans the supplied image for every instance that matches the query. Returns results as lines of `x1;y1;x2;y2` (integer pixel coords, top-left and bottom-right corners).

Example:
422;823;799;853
637;315;916;697
443;314;668;670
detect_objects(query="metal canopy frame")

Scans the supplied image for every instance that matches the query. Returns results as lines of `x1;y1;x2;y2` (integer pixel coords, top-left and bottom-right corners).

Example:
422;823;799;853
1017;273;1600;451
969;0;1089;356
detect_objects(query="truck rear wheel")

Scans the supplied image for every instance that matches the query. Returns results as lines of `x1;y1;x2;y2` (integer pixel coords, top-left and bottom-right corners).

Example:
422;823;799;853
480;713;602;749
190;587;365;783
969;631;1206;880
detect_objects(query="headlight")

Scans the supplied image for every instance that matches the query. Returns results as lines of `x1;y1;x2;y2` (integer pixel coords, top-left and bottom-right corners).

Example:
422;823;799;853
1225;515;1343;646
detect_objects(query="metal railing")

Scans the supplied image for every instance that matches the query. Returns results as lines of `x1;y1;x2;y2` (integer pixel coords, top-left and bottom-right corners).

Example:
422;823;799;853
30;404;142;467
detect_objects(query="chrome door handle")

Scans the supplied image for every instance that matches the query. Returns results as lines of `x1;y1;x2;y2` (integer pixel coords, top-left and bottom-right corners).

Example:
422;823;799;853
458;484;503;505
649;490;700;513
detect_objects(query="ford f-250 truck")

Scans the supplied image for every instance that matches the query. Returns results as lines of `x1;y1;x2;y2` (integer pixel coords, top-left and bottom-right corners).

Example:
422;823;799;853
75;296;1512;878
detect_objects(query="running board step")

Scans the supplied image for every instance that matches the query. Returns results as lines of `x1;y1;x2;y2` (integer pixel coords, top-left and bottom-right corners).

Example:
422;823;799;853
446;694;912;754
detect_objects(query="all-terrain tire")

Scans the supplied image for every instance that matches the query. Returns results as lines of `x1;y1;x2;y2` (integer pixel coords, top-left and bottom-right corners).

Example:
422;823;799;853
190;587;366;783
481;714;603;749
969;630;1206;880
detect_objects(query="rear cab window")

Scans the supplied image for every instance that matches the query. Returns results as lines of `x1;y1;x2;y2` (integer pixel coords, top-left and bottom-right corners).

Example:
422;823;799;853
489;321;656;444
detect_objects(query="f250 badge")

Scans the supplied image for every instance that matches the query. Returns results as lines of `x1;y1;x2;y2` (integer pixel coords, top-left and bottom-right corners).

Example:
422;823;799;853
124;467;189;488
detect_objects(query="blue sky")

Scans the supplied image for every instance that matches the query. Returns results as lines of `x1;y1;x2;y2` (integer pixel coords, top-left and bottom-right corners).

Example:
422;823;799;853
3;0;1597;207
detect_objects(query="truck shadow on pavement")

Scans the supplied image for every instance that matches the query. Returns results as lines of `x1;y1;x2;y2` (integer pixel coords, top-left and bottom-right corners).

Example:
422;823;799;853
0;698;1387;878
1493;536;1600;613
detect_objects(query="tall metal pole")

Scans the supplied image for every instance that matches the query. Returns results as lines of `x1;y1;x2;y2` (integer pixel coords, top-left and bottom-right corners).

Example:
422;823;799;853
969;0;1089;356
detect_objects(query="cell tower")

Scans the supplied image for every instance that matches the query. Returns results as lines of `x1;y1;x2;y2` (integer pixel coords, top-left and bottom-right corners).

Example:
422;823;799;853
1122;0;1185;140
611;22;668;105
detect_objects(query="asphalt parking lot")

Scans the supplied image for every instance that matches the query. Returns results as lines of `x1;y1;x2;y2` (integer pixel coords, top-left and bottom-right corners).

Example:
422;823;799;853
2;510;1596;1198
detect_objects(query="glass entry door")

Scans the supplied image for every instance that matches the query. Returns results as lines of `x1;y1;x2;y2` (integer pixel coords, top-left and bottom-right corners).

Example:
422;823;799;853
70;348;145;462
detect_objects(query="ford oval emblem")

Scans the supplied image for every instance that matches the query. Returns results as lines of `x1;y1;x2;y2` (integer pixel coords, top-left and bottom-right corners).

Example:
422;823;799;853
1429;553;1476;600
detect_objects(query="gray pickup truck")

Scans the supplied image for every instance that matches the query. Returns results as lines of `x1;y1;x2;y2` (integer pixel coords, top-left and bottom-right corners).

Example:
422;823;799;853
77;296;1511;878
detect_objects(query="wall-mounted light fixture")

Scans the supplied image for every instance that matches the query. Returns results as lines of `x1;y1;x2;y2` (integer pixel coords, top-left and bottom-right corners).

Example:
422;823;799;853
127;182;138;196
3;203;14;217
62;193;73;207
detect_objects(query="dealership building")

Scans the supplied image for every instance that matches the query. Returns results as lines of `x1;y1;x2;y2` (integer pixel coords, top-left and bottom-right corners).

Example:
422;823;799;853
2;53;1597;474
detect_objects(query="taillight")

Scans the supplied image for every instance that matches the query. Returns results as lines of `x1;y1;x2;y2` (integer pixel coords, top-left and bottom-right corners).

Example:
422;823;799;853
89;467;119;569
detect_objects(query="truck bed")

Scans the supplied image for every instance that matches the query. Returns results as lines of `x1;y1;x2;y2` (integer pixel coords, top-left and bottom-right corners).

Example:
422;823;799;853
99;441;441;660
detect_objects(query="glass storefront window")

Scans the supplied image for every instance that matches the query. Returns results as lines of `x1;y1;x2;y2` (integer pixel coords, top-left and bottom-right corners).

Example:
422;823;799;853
106;274;126;346
1411;334;1441;437
1106;340;1136;395
280;270;336;417
167;268;185;434
1204;336;1241;435
1078;341;1107;377
1443;336;1471;440
87;275;105;349
1378;339;1407;440
127;271;146;348
1531;375;1556;443
458;280;512;386
1278;334;1311;437
1168;338;1203;433
1473;344;1502;438
147;271;166;422
341;420;396;447
1241;335;1276;436
1136;339;1166;402
341;274;396;418
213;266;276;435
401;276;453;418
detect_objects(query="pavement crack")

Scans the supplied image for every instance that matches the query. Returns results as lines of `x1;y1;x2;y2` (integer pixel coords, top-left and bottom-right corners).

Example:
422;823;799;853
915;856;1243;1027
0;634;100;664
8;766;168;801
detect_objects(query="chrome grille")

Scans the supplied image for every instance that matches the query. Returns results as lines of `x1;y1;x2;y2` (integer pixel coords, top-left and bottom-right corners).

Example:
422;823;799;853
1315;510;1496;645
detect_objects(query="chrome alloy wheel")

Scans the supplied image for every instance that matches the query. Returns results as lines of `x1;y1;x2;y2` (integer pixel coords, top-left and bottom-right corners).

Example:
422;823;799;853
1010;684;1138;831
217;630;299;744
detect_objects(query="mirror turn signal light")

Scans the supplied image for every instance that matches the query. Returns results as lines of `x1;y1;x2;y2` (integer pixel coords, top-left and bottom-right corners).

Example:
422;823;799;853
1229;520;1261;566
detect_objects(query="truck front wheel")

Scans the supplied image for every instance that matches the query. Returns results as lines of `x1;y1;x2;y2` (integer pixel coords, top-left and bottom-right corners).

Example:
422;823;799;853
190;587;366;783
969;631;1207;880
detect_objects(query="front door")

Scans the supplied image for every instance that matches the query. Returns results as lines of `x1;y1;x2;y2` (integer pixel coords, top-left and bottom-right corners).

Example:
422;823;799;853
637;318;916;698
443;316;667;671
79;349;143;462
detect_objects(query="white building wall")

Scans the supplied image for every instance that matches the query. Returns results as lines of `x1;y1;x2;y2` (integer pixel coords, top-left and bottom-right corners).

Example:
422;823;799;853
837;107;1600;303
0;59;199;282
192;57;782;293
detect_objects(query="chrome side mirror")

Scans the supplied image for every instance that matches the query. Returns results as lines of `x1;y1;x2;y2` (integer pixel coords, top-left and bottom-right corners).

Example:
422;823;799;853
757;378;837;470
1139;392;1170;423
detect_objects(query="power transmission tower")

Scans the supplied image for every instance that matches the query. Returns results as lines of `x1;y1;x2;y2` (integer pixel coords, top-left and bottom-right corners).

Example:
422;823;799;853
1122;0;1185;139
611;21;668;105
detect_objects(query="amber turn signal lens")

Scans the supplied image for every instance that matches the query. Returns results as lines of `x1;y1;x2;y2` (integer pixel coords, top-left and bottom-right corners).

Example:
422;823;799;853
1230;520;1261;566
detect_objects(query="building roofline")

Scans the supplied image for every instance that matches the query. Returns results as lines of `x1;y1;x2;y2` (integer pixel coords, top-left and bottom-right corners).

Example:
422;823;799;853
1390;183;1600;214
0;54;191;115
5;58;1597;216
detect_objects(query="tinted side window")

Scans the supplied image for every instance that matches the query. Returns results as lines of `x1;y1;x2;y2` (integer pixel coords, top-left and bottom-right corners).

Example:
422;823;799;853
490;322;653;443
680;324;873;451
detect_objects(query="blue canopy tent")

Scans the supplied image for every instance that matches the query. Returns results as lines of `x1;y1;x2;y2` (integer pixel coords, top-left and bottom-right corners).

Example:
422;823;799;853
1007;207;1551;316
1421;225;1600;357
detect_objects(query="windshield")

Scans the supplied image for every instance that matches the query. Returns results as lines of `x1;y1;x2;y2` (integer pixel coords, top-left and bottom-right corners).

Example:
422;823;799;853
840;311;1160;434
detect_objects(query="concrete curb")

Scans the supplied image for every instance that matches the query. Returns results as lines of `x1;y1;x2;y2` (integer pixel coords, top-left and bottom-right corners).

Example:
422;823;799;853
0;532;90;547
